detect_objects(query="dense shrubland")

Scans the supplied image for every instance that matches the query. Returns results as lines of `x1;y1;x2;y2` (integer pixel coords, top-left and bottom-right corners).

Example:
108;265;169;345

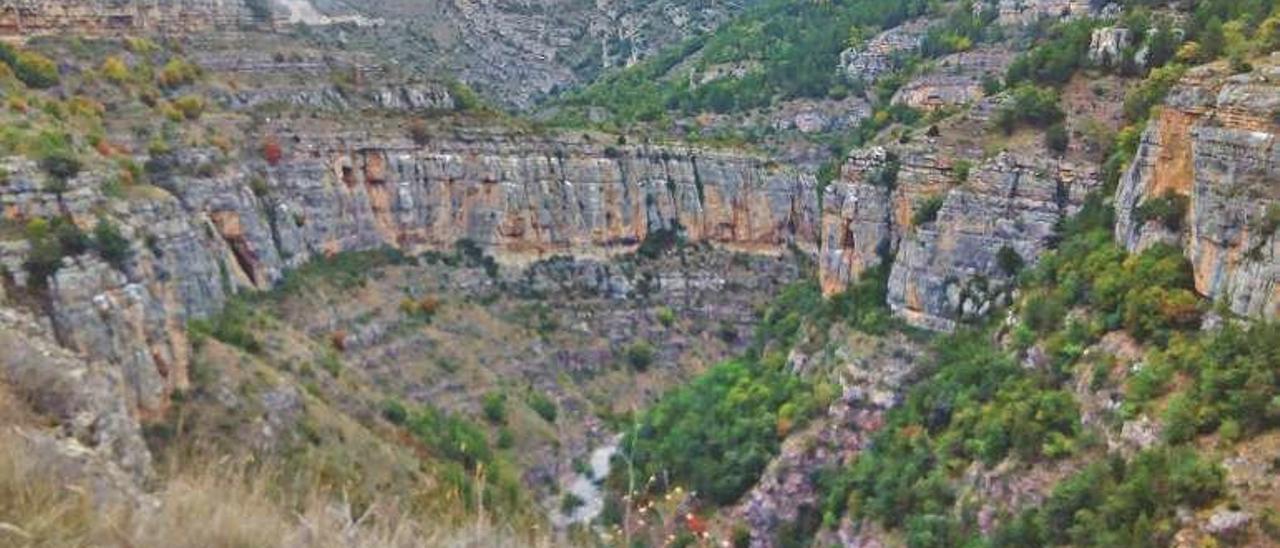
618;267;892;507
550;0;935;130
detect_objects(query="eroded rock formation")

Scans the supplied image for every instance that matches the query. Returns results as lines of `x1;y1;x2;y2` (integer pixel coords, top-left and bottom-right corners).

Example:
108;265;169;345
1116;62;1280;319
821;141;1099;330
0;128;818;424
0;0;262;36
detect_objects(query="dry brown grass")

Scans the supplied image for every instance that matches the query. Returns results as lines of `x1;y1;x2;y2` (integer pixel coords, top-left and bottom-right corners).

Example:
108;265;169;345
0;427;559;548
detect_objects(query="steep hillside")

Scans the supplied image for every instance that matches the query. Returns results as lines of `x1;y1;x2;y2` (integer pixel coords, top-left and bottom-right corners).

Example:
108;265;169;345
315;0;754;108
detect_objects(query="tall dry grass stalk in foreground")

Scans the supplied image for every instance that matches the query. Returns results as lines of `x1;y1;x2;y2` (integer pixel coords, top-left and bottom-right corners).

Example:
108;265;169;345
0;427;558;548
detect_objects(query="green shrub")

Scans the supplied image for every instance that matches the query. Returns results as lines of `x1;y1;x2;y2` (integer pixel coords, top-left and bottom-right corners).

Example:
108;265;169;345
1134;190;1189;232
407;405;493;471
1044;122;1069;153
553;0;929;126
1135;322;1280;442
92;218;131;270
22;217;89;286
157;58;200;88
626;357;815;505
997;245;1024;276
496;428;514;449
187;299;261;353
1123;64;1187;123
637;222;683;259
994;85;1064;134
912;194;945;227
527;391;557;423
172;95;205;120
381;399;409;425
952;159;972;183
867;154;900;189
625;340;656;371
13;51;59;89
1005;19;1096;87
482;391;508;424
656;306;676;327
38;150;81;186
560;492;584;514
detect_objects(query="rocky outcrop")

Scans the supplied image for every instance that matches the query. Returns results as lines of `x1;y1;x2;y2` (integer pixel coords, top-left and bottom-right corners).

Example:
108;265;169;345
839;19;932;85
821;144;1099;330
1088;27;1132;67
215;83;455;112
0;306;153;485
1115;61;1280;320
996;0;1093;26
892;48;1012;111
733;329;925;547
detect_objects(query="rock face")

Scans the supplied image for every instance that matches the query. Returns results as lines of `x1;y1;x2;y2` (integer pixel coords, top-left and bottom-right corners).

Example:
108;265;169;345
0;306;153;485
995;0;1093;26
839;19;931;85
0;0;263;36
733;329;925;547
1088;27;1132;67
892;48;1012;111
1115;61;1280;320
821;144;1099;330
0;128;818;426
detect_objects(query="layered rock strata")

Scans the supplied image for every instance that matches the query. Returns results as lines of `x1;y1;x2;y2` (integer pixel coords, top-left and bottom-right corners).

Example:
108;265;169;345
0;0;262;36
1116;61;1280;319
821;145;1099;331
0;131;819;425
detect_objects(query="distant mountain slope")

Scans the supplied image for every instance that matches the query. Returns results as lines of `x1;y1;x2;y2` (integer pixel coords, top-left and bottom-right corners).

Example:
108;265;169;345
306;0;756;109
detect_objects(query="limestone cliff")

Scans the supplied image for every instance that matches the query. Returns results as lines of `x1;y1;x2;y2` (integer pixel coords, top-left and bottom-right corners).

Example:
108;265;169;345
0;127;817;429
820;137;1099;330
0;0;263;36
1115;61;1280;319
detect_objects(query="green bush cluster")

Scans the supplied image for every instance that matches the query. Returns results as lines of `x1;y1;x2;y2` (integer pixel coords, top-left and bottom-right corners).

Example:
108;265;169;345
621;271;891;509
482;391;508;425
1133;190;1190;232
92;219;131;270
1025;197;1200;343
23;217;89;286
187;298;262;353
810;192;1223;545
993;85;1064;134
992;448;1223;547
0;43;60;89
919;2;999;58
274;248;409;296
407;405;492;471
822;329;1080;537
555;0;929;126
157;57;201;89
624;340;656;371
625;357;816;505
911;194;945;227
636;222;684;259
526;391;557;423
23;216;132;286
1127;322;1280;444
1005;19;1097;87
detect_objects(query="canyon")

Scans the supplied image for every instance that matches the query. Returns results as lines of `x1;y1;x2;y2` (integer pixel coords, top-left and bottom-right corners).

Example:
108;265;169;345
2;1;1280;546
